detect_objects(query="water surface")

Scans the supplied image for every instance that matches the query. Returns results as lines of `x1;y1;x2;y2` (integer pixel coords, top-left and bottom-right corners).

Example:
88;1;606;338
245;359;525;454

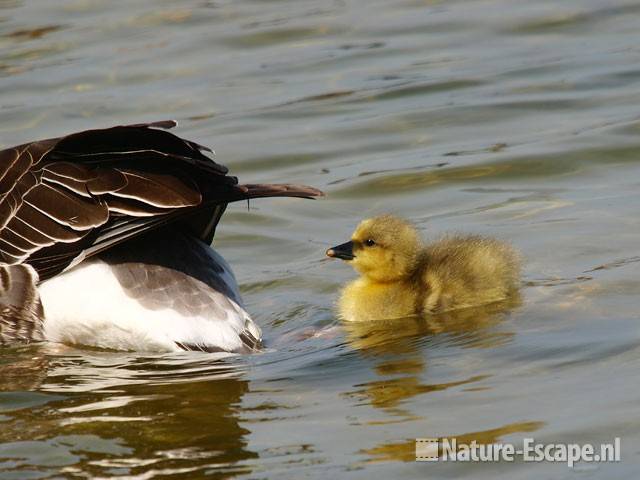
1;0;640;478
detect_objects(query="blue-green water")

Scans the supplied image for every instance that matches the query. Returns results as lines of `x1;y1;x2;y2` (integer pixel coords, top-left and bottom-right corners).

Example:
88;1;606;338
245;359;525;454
1;0;640;478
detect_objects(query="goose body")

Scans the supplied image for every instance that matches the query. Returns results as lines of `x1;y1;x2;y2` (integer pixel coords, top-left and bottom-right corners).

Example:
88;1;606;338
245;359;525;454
39;231;259;353
0;121;321;352
327;215;521;322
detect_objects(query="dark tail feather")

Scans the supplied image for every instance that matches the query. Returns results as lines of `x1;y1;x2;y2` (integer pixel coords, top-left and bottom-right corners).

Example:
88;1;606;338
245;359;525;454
236;183;324;200
191;183;323;242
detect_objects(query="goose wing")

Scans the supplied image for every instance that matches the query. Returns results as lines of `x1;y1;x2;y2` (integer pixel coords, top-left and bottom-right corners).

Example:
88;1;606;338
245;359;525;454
0;121;322;281
0;264;43;344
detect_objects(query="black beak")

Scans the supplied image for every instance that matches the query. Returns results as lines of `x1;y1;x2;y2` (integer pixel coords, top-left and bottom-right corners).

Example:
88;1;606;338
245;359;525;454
326;241;355;260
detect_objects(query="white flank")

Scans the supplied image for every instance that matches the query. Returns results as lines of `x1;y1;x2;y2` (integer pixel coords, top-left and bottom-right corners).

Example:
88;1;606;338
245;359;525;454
39;258;261;353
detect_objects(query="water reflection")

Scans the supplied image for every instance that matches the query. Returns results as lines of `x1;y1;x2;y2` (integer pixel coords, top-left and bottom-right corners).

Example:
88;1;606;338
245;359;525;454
342;297;520;424
0;350;257;478
342;296;520;354
0;345;50;391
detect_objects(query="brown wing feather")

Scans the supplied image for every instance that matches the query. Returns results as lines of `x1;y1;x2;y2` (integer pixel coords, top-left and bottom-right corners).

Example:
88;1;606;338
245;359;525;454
0;121;323;281
0;264;44;345
113;170;202;207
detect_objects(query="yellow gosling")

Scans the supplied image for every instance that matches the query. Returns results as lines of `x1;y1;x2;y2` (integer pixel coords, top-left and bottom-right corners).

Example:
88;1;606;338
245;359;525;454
326;215;521;322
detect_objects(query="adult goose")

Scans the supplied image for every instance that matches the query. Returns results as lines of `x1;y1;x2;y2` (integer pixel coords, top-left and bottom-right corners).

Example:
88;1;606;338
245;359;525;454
0;121;322;353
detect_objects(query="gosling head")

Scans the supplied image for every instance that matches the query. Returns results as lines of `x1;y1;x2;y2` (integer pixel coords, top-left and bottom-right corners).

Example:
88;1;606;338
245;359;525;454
326;215;422;282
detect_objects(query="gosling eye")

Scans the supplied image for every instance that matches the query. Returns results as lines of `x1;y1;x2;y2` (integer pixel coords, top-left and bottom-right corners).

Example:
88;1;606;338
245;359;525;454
365;239;376;247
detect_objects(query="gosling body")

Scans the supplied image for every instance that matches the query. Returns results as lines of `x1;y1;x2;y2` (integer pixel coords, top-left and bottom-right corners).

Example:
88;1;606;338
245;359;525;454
327;216;521;322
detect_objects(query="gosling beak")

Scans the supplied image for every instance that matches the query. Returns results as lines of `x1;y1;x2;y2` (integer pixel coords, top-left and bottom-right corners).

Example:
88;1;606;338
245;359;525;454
326;241;355;260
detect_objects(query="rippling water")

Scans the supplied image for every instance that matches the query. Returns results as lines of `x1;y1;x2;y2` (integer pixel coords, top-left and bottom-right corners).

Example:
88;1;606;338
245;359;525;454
1;0;640;478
